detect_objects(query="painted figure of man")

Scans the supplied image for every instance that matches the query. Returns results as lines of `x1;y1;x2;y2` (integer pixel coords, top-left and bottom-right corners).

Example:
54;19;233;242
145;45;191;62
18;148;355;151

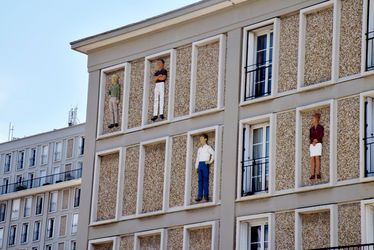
309;113;324;180
195;134;215;202
151;59;167;122
108;74;120;129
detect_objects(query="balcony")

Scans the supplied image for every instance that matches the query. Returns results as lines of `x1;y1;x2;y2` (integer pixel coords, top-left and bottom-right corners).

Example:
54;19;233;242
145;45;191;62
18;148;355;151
241;157;269;196
0;168;82;195
364;136;374;177
243;61;272;101
314;243;374;250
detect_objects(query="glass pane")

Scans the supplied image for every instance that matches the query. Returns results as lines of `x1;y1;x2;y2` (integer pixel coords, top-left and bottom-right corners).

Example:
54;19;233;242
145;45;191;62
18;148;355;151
251;225;261;242
253;128;263;145
256;35;267;51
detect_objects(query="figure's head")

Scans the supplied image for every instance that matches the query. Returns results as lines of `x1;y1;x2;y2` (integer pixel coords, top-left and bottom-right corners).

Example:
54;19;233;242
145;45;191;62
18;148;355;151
156;59;165;70
111;74;119;84
312;113;321;124
199;134;208;145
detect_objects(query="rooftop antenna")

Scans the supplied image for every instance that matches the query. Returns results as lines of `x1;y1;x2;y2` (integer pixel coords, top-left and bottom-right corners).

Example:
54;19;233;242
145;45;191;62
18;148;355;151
8;123;14;141
68;107;78;126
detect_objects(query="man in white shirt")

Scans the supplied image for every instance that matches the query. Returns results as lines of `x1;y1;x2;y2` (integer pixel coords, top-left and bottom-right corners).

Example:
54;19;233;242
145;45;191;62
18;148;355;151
195;134;215;202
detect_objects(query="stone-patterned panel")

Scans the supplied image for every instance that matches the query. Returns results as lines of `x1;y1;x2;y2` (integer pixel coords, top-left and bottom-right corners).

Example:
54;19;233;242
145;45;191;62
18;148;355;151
339;0;363;78
96;153;119;221
66;138;74;158
123;145;139;216
338;203;361;246
128;59;144;129
146;56;170;123
174;45;192;117
167;227;183;250
59;215;67;236
275;211;295;250
194;41;219;112
120;235;134;250
139;234;161;249
304;7;333;86
276;111;296;191
278;14;299;92
337;96;360;181
301;211;330;249
169;135;187;208
102;68;125;134
142;142;165;213
189;227;212;250
92;242;113;250
191;131;216;204
301;106;330;186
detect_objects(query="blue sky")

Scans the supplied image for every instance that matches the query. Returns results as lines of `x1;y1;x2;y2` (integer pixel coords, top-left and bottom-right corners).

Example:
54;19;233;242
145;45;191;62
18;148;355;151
0;0;198;143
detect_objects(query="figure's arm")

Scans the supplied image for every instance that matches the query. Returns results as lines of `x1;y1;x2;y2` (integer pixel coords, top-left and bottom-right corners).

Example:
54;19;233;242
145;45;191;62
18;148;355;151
208;146;215;164
157;74;167;81
195;149;200;169
309;128;313;144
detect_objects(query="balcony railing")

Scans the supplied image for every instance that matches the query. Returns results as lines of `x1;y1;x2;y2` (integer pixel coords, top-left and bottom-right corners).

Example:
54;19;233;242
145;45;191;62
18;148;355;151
241;157;269;196
313;243;374;250
366;31;374;71
364;136;374;177
243;61;272;101
0;168;82;195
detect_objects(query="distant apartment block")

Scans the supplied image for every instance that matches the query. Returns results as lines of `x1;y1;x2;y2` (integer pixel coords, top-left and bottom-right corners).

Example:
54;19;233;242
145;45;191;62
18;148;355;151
0;124;84;249
71;0;374;249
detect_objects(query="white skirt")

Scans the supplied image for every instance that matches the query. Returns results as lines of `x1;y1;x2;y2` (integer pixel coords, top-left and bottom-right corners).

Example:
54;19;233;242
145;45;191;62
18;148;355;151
310;143;322;157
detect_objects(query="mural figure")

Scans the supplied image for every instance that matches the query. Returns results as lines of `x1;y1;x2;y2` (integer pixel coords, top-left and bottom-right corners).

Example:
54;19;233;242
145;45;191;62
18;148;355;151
151;59;167;122
195;134;215;202
108;74;121;129
309;113;324;180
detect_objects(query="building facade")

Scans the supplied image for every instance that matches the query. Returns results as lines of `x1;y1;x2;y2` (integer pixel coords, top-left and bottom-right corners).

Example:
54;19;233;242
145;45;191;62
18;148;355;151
0;124;84;250
71;0;374;249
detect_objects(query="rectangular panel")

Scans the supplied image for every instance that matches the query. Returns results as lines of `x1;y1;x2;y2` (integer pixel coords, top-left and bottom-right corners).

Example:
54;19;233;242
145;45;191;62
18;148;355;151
301;211;330;249
275;212;295;250
123;146;139;216
167;227;183;250
338;203;361;245
189;227;212;249
128;59;144;129
139;234;161;249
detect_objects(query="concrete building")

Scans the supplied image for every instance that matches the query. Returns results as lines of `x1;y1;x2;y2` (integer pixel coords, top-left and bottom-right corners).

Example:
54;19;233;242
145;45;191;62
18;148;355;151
71;0;374;249
0;124;84;250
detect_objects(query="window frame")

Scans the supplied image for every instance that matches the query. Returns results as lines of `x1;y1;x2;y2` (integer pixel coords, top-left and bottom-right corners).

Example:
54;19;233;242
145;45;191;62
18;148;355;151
20;222;29;244
23;196;32;218
32;220;41;242
49;191;58;213
8;224;17;246
41;144;49;165
11;198;20;220
46;217;55;239
183;221;218;250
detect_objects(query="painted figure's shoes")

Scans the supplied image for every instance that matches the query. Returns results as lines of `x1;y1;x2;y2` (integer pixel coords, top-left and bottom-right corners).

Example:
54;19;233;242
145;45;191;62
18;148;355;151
108;124;115;129
316;174;321;179
203;196;209;202
114;123;119;127
160;114;164;120
309;175;315;180
151;116;158;122
195;197;202;202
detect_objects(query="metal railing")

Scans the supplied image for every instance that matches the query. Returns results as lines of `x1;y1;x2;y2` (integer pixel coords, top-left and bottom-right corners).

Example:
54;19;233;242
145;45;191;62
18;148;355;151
366;31;374;71
244;61;272;101
241;157;269;196
313;243;374;250
0;168;82;195
364;136;374;177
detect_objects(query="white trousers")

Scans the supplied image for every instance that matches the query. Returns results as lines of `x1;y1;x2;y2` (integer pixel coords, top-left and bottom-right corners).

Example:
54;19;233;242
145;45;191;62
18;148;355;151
153;82;164;116
310;143;322;157
109;96;118;124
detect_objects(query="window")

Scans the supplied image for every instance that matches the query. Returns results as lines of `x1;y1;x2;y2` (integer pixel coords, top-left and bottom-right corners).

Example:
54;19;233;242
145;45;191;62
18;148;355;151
28;172;34;188
238;219;269;250
23;197;32;217
66;138;74;159
20;223;28;244
366;0;374;71
4;153;11;172
8;225;16;246
17;150;25;170
0;203;6;222
32;247;39;250
29;148;36;167
1;178;8;194
74;188;81;207
241;123;270;196
58;242;65;250
33;221;41;241
41;145;49;165
11;199;20;220
70;241;77;250
54;141;62;162
75;162;83;178
45;245;52;250
35;196;43;215
16;174;24;190
71;213;78;234
53;166;61;183
46;218;55;238
40;170;47;186
0;227;3;247
49;192;58;212
365;97;374;177
78;137;85;155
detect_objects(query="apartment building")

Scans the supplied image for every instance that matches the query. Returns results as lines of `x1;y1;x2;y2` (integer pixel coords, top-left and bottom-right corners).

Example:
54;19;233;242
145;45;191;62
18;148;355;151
71;0;374;249
0;124;84;249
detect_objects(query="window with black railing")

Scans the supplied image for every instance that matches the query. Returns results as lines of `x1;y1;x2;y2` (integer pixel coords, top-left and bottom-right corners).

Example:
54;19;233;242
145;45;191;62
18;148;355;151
314;243;374;250
365;97;374;177
241;157;269;196
243;29;273;101
0;168;82;196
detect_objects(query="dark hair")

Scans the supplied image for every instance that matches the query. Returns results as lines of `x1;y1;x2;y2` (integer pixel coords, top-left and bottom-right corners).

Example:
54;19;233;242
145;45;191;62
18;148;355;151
157;58;165;64
313;113;321;119
201;134;208;142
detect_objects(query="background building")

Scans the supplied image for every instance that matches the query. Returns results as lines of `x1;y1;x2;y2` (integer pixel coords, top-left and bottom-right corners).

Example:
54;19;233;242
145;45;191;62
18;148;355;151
71;0;374;249
0;123;84;249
